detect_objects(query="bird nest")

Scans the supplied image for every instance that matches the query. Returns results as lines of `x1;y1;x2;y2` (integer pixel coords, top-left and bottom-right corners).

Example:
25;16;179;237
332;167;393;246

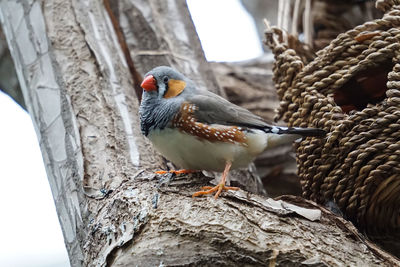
265;0;400;254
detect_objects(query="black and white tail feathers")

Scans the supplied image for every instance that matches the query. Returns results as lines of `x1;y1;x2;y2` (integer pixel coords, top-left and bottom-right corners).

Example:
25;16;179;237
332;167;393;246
268;126;326;137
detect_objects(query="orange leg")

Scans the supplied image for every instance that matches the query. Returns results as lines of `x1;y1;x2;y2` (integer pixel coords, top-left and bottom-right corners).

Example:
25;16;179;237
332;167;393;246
155;169;198;175
192;161;239;199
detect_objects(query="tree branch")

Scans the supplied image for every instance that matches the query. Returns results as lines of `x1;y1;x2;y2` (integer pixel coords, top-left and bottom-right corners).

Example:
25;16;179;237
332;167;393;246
1;0;398;266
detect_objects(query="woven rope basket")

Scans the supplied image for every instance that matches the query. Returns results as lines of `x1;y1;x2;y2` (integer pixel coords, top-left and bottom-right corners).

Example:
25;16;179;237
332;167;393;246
265;0;400;250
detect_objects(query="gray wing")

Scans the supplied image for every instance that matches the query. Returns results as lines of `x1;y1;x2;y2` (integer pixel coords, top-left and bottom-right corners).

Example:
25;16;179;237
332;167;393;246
187;90;326;137
187;90;270;129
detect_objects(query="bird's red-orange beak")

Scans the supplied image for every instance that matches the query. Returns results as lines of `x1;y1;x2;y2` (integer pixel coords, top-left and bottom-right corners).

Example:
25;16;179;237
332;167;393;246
141;75;157;91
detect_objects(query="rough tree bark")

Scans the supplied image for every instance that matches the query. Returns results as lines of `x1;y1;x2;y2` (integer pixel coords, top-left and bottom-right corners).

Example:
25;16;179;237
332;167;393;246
1;0;399;266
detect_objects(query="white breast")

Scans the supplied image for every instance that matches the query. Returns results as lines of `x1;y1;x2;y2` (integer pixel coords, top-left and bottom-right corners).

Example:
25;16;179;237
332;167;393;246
147;128;275;172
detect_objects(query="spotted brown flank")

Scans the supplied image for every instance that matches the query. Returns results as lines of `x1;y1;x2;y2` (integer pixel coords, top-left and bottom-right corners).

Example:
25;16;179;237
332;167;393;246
172;102;247;145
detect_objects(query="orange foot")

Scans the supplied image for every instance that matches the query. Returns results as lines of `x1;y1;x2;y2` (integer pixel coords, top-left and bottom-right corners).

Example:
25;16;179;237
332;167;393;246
192;161;239;199
192;184;239;199
155;169;198;175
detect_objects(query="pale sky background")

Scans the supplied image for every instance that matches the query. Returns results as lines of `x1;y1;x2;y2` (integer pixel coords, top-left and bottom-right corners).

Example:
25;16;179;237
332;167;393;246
0;0;262;266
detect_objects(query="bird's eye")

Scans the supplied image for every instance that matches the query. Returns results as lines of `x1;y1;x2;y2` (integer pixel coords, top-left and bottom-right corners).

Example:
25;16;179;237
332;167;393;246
163;76;169;83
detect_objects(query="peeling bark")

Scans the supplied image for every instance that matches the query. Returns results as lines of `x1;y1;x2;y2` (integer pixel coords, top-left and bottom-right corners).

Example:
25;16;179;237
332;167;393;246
1;0;399;266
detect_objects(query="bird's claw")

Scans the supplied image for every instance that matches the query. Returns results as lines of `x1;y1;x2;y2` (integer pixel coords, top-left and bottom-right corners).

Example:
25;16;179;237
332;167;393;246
192;184;239;199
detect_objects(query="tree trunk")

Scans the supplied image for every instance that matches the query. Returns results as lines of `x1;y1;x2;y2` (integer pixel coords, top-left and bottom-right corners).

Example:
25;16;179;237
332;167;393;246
1;0;399;266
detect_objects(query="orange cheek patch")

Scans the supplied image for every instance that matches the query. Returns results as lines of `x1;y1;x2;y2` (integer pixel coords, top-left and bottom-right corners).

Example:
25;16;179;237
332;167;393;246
172;102;247;146
164;79;186;98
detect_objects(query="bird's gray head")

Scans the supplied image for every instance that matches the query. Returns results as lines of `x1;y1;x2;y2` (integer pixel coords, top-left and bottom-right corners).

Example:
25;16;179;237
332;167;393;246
139;66;193;136
140;66;194;99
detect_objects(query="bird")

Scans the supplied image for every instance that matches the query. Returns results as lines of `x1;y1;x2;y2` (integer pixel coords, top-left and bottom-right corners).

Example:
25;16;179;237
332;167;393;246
139;66;326;199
